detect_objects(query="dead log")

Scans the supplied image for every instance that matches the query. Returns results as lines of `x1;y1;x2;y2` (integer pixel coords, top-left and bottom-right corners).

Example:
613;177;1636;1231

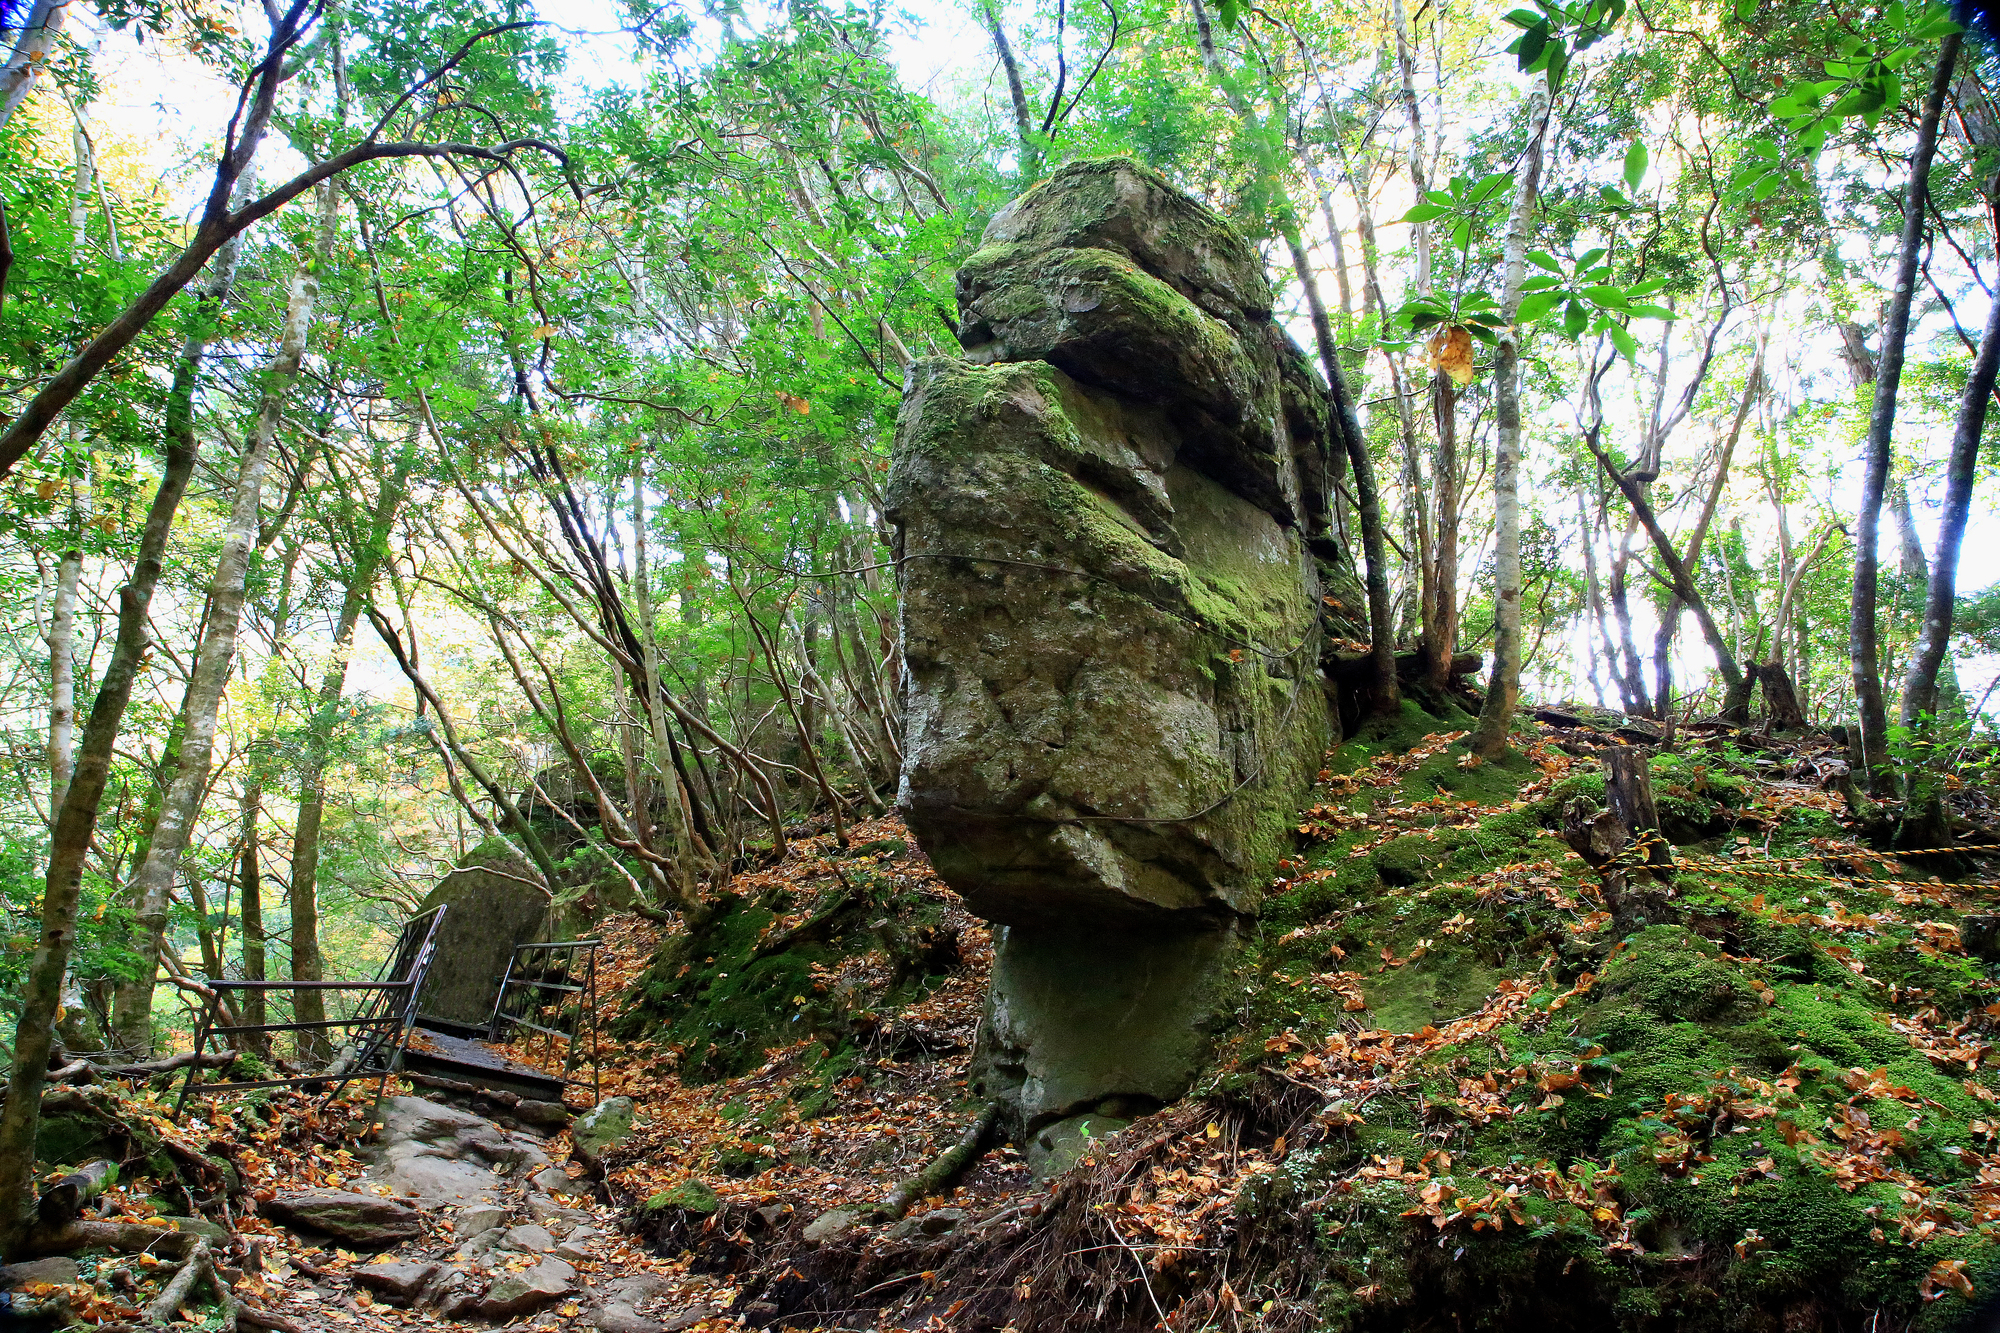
16;1218;203;1259
1561;747;1678;929
36;1158;117;1225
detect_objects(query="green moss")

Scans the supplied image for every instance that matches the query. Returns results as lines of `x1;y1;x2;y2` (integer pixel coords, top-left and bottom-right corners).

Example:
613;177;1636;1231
1225;718;2000;1332
643;1178;719;1215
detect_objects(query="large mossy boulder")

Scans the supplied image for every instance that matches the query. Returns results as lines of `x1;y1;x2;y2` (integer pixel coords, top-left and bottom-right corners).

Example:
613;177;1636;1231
415;839;550;1026
889;158;1362;1147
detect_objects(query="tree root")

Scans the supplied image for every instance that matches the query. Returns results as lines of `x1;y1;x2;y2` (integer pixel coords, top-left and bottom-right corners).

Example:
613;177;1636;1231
875;1101;998;1221
144;1237;216;1324
17;1218;203;1259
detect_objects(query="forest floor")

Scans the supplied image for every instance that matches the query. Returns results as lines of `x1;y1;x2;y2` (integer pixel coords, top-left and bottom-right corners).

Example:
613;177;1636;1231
10;712;2000;1332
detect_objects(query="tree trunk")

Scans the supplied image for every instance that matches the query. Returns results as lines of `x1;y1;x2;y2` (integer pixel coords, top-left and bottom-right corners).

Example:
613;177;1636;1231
0;0;68;132
1852;32;1961;788
1901;275;2000;729
1561;747;1677;930
109;181;335;1058
0;221;250;1253
237;781;267;1055
981;0;1038;179
1470;75;1552;758
46;545;79;807
1652;344;1761;716
1191;0;1398;713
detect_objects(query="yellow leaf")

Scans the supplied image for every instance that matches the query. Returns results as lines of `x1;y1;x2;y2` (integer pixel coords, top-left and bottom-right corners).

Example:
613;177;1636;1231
1427;325;1476;387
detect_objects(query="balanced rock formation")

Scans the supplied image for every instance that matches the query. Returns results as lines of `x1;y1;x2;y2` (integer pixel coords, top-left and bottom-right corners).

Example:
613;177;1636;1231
887;158;1364;1155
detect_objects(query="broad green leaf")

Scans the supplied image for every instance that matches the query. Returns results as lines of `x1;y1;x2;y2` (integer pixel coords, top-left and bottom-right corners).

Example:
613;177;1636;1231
1606;321;1640;363
1472;172;1514;202
1515;290;1563;324
1527;251;1564;273
1426;188;1456;206
1733;0;1756;18
1752;171;1781;201
1626;277;1668;296
1517;21;1549;69
1520;274;1565;291
1627;302;1678;320
1599;186;1634;208
1403;203;1451;223
1623;140;1648;191
1583;284;1630;310
1564;299;1589;338
1409;310;1445;331
1503;6;1544;24
1577;247;1608;271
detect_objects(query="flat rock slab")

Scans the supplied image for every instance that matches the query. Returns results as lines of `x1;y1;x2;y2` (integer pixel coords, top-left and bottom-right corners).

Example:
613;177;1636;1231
2;1258;80;1289
358;1095;550;1207
478;1257;574;1318
455;1204;508;1237
264;1190;422;1247
504;1223;556;1253
354;1260;439;1305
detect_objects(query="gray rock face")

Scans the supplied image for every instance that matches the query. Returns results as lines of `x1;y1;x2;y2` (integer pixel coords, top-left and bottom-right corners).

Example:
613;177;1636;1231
354;1260;438;1305
2;1257;79;1288
478;1257;574;1318
802;1207;862;1244
455;1204;508;1238
1025;1111;1131;1179
264;1190;422;1247
414;844;550;1025
977;922;1233;1154
887;1207;967;1241
358;1095;549;1207
890;157;1356;1145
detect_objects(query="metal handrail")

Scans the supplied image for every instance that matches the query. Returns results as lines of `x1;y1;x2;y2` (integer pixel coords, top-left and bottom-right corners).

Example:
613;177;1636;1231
488;938;600;1105
173;905;447;1115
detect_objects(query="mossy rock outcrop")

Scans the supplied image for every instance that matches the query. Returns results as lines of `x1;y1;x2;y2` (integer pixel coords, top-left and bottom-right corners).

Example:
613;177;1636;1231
891;157;1364;1141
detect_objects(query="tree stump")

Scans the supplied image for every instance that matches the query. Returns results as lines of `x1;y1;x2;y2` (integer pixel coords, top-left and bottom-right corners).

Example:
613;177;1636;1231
1752;662;1808;733
1561;747;1678;929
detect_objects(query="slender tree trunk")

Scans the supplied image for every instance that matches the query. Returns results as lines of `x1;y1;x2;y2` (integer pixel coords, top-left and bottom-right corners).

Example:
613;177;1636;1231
1852;32;1961;787
1191;0;1398;711
981;0;1038;179
291;461;410;1059
47;548;78;812
1653;343;1762;715
1471;75;1552;758
1901;285;2000;728
0;222;250;1252
0;0;68;132
237;779;266;1054
110;183;334;1058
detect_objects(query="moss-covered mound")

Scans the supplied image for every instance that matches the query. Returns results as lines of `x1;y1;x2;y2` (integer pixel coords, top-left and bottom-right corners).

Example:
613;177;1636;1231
613;828;969;1081
1217;722;2000;1332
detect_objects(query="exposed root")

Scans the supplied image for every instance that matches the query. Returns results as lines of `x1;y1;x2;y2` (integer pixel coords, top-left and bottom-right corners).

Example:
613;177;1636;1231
875;1100;997;1221
143;1237;217;1324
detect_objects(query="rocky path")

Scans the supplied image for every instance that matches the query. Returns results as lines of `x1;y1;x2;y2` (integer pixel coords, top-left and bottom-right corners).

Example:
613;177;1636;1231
233;1095;728;1333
